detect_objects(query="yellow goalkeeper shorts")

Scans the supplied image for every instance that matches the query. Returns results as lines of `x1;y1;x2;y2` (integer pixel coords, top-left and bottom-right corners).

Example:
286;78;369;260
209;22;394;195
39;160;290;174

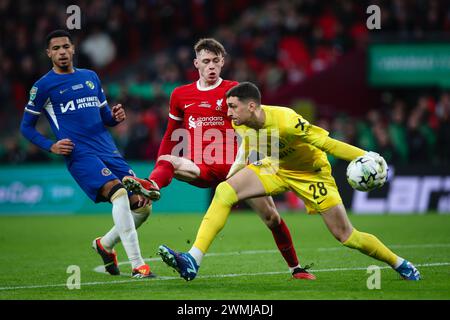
247;159;342;214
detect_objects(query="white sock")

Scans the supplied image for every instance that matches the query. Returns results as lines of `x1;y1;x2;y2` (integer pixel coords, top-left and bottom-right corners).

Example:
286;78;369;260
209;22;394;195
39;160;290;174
394;256;405;269
100;229;120;253
188;246;204;266
100;206;150;252
111;189;145;269
289;265;301;274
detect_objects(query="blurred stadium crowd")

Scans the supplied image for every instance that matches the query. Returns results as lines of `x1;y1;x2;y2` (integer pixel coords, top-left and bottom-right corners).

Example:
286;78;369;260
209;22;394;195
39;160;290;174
1;0;449;166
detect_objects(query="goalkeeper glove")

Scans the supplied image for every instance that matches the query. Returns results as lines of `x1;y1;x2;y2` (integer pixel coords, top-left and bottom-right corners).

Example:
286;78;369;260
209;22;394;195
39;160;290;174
226;144;249;179
364;151;388;188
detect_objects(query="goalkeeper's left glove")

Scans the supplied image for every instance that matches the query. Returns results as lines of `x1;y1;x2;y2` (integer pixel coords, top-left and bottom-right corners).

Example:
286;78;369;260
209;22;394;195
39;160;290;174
365;151;388;188
226;144;248;179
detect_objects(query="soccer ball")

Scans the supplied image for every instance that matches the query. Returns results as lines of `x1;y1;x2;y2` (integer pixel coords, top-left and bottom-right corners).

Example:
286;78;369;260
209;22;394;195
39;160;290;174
346;156;381;192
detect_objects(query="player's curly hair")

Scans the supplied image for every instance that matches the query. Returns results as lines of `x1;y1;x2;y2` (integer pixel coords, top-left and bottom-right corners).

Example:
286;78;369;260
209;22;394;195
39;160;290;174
194;38;227;57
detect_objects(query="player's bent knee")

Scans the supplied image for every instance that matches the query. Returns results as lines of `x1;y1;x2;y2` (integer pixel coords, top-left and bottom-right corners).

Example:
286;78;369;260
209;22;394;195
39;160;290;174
108;183;127;202
158;155;180;167
340;227;354;243
332;229;353;243
214;182;238;206
341;228;361;248
260;207;281;228
266;214;281;229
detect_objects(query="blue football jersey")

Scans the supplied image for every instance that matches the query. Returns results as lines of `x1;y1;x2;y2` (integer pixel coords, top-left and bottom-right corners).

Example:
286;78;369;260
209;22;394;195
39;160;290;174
22;68;120;158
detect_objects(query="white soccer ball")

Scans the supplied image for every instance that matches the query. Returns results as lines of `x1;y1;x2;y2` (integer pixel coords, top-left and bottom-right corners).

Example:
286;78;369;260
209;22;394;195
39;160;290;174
346;156;382;192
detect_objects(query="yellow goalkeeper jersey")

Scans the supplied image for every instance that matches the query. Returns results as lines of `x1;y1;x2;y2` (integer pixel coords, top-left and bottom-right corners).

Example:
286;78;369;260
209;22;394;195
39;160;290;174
232;105;365;172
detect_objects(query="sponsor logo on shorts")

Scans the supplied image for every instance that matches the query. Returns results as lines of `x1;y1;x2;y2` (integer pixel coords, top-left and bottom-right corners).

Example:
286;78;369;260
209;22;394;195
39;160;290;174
252;161;263;166
101;168;112;176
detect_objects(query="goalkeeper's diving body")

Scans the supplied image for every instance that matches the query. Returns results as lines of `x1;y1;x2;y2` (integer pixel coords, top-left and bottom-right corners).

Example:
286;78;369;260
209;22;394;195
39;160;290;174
158;81;421;281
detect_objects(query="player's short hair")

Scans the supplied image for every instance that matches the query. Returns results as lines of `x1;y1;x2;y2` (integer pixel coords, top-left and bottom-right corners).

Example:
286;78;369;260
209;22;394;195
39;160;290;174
226;82;261;105
194;38;226;57
46;29;73;47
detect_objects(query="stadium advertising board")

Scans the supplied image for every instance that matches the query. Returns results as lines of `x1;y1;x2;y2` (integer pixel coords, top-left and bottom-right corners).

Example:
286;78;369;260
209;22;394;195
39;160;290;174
0;163;209;215
334;164;450;214
369;44;450;88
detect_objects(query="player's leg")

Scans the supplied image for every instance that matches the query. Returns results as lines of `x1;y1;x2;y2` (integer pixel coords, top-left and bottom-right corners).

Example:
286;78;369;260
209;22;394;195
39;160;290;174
286;165;420;280
158;167;267;281
122;155;201;200
245;196;315;280
67;155;152;277
96;158;154;278
98;179;154;278
193;167;268;252
321;204;420;280
99;194;151;253
151;154;203;184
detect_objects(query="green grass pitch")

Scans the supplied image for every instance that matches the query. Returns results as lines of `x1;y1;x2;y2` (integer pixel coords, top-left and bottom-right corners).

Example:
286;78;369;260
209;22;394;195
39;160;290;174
0;212;449;300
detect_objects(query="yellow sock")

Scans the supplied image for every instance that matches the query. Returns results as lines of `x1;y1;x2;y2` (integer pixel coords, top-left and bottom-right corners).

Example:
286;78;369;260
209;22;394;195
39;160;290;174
193;182;238;253
343;229;398;267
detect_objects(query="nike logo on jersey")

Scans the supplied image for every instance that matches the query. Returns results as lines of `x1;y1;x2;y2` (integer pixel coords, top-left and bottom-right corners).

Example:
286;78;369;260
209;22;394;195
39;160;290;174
317;199;326;205
184;103;195;109
59;89;68;94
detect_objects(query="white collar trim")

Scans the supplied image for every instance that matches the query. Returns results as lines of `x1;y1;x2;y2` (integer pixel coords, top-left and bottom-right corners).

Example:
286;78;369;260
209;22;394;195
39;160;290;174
196;78;223;91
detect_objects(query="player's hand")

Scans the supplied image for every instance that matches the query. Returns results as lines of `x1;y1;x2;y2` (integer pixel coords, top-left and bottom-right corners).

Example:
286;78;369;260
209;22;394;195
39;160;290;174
51;138;74;155
112;104;126;122
365;151;388;187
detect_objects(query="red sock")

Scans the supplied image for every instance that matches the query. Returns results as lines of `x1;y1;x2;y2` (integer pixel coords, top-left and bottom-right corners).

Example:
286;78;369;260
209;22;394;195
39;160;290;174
270;219;299;268
149;160;175;188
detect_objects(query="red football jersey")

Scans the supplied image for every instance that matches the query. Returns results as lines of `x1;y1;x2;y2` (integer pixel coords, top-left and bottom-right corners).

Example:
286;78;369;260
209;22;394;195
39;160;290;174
166;78;238;165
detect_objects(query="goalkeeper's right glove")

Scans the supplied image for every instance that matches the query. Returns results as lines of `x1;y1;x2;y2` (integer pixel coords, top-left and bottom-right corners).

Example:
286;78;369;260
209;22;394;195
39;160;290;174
364;151;388;188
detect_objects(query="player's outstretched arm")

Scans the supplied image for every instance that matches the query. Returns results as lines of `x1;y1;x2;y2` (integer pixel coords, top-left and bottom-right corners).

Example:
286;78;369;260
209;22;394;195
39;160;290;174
318;135;366;161
290;113;388;188
314;132;388;181
288;113;365;162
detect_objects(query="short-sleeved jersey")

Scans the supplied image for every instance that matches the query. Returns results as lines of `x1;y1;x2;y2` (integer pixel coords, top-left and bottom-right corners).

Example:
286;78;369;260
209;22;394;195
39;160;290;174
24;68;120;158
233;105;364;172
168;78;238;164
